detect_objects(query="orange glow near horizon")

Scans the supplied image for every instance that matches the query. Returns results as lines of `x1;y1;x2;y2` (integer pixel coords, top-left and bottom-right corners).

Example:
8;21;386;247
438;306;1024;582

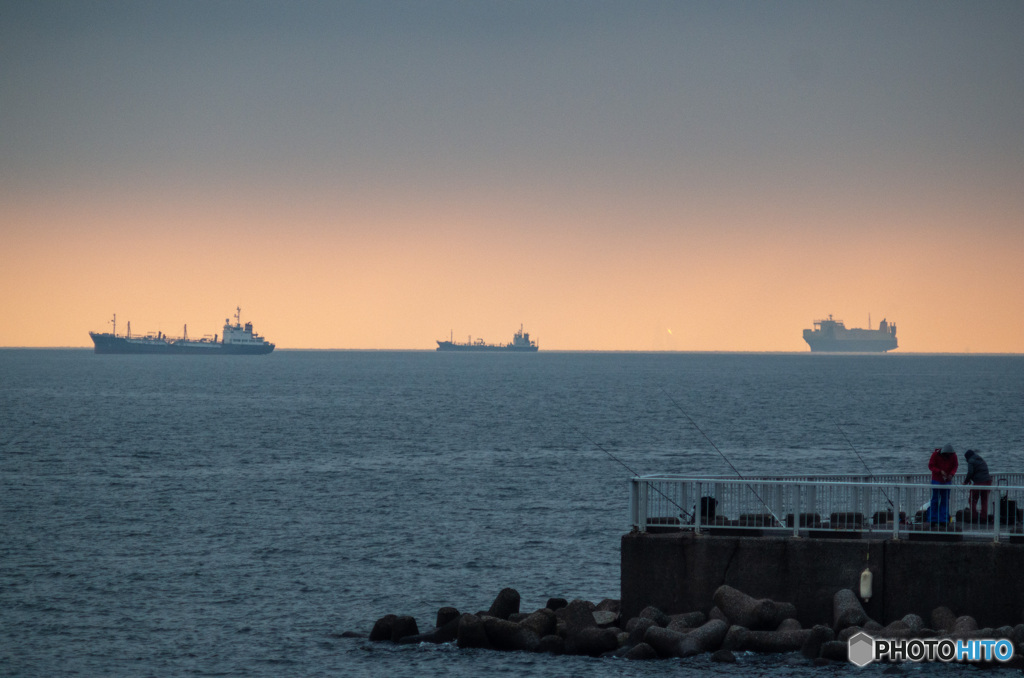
3;180;1023;353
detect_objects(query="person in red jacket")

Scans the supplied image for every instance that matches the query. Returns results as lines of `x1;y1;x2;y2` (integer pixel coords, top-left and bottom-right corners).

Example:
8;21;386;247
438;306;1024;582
926;444;959;524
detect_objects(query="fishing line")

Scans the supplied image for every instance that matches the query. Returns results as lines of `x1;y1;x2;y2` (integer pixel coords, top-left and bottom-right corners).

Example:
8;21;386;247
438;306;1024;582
833;418;895;509
659;386;784;526
569;424;694;522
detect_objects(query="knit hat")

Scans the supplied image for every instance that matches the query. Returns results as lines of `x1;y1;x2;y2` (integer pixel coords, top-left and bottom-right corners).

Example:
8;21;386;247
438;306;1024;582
941;444;955;454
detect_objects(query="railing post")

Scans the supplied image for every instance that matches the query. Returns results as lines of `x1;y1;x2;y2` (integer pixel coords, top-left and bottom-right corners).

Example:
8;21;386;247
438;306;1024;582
893;485;900;540
792;482;800;537
679;480;689;530
770;483;778;532
633;478;649;533
692;483;700;536
629;477;639;531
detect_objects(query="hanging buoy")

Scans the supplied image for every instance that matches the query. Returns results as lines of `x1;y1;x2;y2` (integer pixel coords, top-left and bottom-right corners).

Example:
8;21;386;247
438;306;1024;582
860;567;873;602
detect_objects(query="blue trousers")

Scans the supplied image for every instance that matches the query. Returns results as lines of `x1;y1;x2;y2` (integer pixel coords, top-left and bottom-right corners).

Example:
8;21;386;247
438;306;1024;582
928;480;952;523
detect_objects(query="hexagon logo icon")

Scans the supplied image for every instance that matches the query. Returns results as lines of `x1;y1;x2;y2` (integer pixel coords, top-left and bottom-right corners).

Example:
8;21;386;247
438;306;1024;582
848;631;875;667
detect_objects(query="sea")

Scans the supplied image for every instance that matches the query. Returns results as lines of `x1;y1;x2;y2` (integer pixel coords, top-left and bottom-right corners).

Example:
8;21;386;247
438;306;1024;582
2;350;1022;677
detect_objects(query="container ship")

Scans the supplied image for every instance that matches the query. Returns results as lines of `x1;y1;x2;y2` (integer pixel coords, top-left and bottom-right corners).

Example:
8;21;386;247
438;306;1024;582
803;315;897;352
89;308;275;355
436;325;538;352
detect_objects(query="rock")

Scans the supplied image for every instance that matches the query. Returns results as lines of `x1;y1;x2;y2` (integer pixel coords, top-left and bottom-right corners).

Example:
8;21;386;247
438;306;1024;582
562;599;599;634
777;618;802;632
775;602;798;625
390;615;419;643
636;605;670;627
519;608;556;638
456;613;491;649
435;606;459;628
743;628;813;653
369;614;396;642
677;619;728;657
483;617;540;652
837;626;863;643
596;598;620;614
593;610;618;628
545;597;568;611
643;625;688;657
669;611;706;628
711;649;737;663
709;606;729;623
902;613;924;633
665;619;695;634
820;640;848;661
864;619;883;634
538;634;564;654
996;625;1014;640
801;624;835;660
833;589;869;632
931;606;956;633
877;619;914;639
1012;624;1024;647
624;641;659;660
625;616;657;646
336;630;363;638
430;613;463;644
713;585;788;630
951;615;978;638
564;626;619;657
488;588;521;620
721;625;749;652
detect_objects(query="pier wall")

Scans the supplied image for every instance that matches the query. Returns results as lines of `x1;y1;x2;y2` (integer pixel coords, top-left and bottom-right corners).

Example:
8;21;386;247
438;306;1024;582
621;532;1024;629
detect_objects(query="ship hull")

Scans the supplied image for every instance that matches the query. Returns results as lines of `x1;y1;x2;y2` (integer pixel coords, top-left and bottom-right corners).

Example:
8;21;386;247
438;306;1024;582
803;338;897;353
436;341;538;352
90;333;274;355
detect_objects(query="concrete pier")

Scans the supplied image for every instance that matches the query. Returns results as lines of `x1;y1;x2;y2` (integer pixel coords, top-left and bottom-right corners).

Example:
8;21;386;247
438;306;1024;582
621;532;1024;629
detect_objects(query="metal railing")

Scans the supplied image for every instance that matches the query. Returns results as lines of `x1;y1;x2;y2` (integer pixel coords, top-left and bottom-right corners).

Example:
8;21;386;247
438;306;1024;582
630;473;1024;541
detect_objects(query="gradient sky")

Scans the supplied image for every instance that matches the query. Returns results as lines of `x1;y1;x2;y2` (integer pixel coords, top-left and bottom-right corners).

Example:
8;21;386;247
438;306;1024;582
3;1;1022;351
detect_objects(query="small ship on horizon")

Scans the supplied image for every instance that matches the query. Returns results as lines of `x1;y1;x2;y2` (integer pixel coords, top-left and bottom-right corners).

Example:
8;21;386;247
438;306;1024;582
436;325;539;352
89;308;275;355
803;315;897;352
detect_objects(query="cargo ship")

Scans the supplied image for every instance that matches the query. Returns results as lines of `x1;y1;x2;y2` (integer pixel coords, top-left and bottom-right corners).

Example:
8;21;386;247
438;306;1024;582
436;325;539;352
803;315;897;352
89;308;275;355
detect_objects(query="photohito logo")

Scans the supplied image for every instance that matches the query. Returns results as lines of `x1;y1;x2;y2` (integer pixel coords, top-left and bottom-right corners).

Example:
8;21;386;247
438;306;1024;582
848;631;1015;666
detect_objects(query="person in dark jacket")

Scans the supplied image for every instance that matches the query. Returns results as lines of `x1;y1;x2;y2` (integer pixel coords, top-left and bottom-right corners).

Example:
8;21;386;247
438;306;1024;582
963;449;993;524
926;444;958;524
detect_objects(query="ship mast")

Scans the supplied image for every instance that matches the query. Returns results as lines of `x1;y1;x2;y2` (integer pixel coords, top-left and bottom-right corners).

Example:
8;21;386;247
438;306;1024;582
235;306;242;327
110;313;116;336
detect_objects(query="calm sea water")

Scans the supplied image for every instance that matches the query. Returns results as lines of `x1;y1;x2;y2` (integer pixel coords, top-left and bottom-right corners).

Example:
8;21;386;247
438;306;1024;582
2;350;1023;677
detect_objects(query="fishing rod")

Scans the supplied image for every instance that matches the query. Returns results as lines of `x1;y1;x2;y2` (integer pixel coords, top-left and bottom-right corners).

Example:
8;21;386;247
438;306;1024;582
570;424;695;523
832;418;895;509
659;386;784;527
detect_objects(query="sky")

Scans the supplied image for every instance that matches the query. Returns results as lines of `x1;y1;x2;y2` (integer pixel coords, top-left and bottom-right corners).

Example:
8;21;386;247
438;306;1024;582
2;1;1023;351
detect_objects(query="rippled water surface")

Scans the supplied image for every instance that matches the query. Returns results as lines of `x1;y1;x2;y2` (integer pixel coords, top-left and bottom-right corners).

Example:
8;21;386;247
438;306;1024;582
2;350;1023;676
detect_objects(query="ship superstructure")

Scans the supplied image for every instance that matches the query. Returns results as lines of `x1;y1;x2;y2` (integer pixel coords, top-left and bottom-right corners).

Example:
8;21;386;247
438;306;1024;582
803;315;897;353
436;325;539;352
89;308;275;355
